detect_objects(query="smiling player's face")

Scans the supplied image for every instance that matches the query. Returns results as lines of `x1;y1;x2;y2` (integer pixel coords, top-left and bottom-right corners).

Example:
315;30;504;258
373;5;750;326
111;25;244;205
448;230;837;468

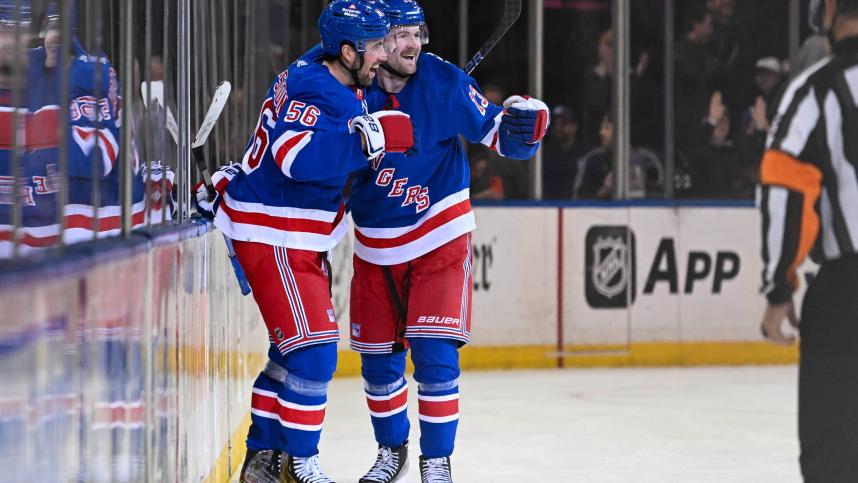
385;25;423;76
353;37;391;87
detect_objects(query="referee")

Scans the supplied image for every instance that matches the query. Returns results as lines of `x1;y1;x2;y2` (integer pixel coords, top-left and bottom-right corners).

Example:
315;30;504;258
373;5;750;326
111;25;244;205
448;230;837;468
759;0;858;480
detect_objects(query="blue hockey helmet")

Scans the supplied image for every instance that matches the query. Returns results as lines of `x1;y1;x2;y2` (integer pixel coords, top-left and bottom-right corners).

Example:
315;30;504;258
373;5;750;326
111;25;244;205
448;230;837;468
380;0;428;44
318;0;391;57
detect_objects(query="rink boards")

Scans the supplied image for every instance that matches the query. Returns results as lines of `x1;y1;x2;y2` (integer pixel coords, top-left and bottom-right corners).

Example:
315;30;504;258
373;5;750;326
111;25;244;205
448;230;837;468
0;204;800;481
331;203;802;371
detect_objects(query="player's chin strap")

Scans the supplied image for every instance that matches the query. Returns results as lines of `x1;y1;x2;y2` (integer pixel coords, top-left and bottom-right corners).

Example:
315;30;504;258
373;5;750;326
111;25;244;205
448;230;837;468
380;62;412;80
339;52;366;88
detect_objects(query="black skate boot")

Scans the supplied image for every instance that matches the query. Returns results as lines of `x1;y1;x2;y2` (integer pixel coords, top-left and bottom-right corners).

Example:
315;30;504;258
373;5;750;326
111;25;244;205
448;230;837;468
359;440;409;482
418;455;452;483
280;454;336;483
239;449;283;483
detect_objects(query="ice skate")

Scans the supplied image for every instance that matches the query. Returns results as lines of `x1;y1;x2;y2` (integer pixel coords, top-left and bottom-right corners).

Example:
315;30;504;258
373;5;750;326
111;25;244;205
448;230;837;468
418;455;451;483
239;450;282;483
280;454;335;483
359;440;409;482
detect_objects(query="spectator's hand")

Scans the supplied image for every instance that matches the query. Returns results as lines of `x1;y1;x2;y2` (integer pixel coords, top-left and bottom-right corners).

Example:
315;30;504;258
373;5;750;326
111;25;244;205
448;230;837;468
751;96;769;132
597;171;614;199
712;115;730;146
760;300;799;345
635;52;650;78
708;91;726;125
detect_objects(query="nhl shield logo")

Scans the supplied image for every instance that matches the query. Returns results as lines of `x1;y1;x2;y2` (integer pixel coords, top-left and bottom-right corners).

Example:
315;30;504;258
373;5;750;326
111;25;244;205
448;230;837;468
585;226;636;309
592;236;628;298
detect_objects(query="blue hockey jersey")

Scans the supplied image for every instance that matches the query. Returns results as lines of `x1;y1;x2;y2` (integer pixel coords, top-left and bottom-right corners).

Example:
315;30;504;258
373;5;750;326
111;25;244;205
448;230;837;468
214;57;369;251
349;52;538;265
0;42;143;257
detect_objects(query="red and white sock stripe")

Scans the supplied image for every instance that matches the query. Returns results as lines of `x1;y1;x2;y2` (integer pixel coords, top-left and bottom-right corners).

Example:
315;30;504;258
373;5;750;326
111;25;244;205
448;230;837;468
278;399;326;431
366;384;408;418
250;388;279;420
418;393;459;424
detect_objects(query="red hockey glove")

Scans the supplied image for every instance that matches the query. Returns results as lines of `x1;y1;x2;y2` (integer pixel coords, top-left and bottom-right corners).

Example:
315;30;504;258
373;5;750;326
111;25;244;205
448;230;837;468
352;110;414;160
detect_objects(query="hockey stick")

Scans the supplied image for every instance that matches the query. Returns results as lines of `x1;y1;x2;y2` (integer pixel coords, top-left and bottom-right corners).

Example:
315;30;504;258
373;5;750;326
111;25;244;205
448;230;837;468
189;81;251;296
140;81;179;145
463;0;522;75
192;80;232;200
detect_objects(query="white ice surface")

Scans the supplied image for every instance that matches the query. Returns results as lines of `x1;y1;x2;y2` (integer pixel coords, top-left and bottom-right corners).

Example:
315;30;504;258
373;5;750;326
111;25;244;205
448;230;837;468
244;366;801;482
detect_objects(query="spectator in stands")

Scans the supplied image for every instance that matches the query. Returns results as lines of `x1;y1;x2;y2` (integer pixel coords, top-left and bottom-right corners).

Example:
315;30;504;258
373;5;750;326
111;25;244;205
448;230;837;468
542;105;590;199
580;29;652;146
575;114;614;199
481;83;505;106
468;83;531;199
706;0;741;74
706;0;750;111
675;3;723;159
748;56;785;108
733;58;784;200
581;29;613;144
470;150;504;200
688;90;738;198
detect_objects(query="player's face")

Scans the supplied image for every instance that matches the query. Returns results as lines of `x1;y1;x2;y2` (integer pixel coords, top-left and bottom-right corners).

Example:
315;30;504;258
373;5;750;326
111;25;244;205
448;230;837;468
385;25;423;75
356;37;390;86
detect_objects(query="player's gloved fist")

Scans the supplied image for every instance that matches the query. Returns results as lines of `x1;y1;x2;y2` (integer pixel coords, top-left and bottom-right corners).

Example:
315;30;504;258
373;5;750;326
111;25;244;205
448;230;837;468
193;162;241;220
501;95;550;144
352;110;414;160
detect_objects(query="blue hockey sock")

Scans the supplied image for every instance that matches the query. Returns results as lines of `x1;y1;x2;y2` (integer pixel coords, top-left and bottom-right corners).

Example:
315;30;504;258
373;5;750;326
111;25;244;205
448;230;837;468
278;342;337;457
245;345;289;451
409;337;461;458
361;350;410;448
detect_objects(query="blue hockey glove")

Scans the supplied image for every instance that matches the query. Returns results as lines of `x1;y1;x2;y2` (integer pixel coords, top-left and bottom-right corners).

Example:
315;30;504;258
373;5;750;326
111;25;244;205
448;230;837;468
496;95;550;159
500;95;550;144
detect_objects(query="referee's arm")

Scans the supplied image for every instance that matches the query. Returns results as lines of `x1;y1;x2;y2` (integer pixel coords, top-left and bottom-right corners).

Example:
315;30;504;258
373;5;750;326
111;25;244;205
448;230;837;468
758;84;824;344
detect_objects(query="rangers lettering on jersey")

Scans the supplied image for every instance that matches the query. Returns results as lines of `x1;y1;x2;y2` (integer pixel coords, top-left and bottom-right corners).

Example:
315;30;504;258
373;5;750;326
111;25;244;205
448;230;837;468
349;52;511;265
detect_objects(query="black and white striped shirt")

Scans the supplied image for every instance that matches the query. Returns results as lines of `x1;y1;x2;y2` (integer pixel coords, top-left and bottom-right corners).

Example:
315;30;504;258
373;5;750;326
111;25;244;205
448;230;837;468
760;36;858;304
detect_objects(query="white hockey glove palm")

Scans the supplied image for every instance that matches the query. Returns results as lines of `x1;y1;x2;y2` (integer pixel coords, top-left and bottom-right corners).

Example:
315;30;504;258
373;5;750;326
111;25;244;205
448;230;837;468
352;110;414;160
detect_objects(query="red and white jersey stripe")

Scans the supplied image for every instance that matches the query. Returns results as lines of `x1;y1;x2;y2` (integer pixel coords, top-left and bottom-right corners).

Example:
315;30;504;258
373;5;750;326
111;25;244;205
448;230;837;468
365;384;408;418
354;188;475;265
215;193;348;251
71;125;120;175
62;200;147;244
417;393;459;424
271;130;313;177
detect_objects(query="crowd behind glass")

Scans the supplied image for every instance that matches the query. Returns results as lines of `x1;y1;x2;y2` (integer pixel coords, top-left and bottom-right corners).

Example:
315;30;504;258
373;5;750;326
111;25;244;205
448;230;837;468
0;0;812;261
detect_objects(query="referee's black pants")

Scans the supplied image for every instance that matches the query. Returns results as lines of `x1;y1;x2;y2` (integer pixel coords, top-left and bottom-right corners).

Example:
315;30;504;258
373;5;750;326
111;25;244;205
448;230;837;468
799;255;858;482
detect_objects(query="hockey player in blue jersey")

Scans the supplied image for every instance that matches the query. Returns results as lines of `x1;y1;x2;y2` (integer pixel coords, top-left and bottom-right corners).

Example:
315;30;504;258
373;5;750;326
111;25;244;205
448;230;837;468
196;1;413;482
0;4;144;257
346;1;549;482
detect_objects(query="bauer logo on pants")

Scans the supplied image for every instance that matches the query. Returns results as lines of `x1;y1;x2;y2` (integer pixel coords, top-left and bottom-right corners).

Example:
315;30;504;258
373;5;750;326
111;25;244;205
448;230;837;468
585;225;637;309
